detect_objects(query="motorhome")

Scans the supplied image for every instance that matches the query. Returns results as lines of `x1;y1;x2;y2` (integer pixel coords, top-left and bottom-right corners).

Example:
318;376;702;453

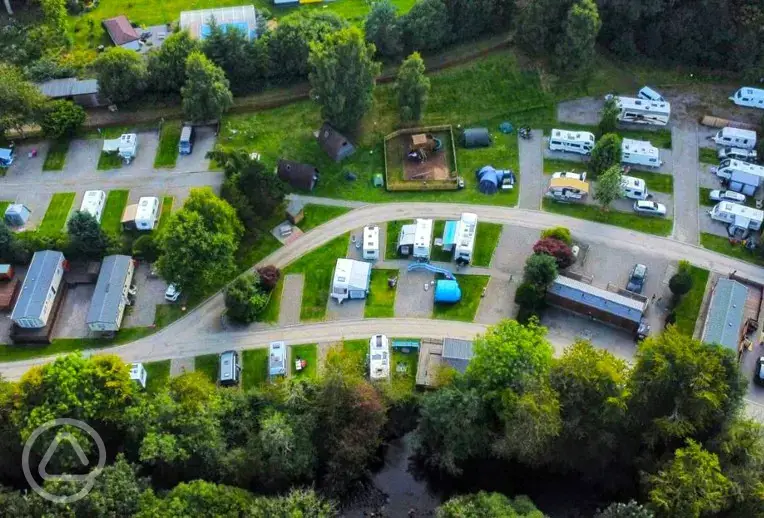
546;177;590;202
80;190;106;223
614;96;670;126
713;127;757;150
452;212;477;265
718;147;757;163
621;175;649;200
219;350;240;386
369;334;390;381
714;159;764;195
621;139;663;168
134;197;160;231
709;202;764;232
548;129;595;155
638;86;665;102
730;87;764;109
269;341;286;378
362;226;379;261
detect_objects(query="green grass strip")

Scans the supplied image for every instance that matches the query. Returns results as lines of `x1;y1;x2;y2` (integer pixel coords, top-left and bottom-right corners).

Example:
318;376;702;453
101;190;129;234
673;266;710;336
154;123;181;168
364;269;398;318
38;192;75;235
542;199;673;236
292;343;318;379
42;139;69;171
242;349;268;390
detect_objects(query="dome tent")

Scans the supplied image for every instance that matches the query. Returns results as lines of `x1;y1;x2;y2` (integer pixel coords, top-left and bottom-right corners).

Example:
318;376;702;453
434;280;462;303
476;166;500;194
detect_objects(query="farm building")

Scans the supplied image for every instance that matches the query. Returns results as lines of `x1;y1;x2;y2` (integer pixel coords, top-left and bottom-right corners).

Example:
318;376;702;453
701;278;749;352
331;258;371;303
462;128;491;148
86;255;135;333
397;218;433;259
317;123;355;162
36;78;106;108
180;6;258;40
4;204;30;227
277;160;320;191
102;16;141;50
10;251;66;329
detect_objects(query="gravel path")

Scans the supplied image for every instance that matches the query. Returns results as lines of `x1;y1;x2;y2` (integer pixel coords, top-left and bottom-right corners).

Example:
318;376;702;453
518;130;544;209
670;124;701;244
278;274;304;326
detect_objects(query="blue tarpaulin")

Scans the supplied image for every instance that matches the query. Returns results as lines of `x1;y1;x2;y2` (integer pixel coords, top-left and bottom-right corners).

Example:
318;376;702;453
435;280;462;303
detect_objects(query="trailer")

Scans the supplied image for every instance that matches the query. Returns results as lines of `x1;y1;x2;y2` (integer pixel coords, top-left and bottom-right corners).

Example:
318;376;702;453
730;87;764;110
362;226;379;261
709;202;763;232
452;213;477;266
548;128;595;155
621;175;649;200
102;133;137;164
614;96;670;126
713;127;757;150
715;159;764;195
621;138;663;168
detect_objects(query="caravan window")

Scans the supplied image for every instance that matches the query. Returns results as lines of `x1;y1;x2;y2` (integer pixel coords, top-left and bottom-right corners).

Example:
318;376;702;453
551;140;561;146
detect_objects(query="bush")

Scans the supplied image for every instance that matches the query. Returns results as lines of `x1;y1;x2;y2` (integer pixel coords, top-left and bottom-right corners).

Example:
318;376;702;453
39;100;86;139
515;282;546;323
533;238;574;269
523;253;559;288
541;226;572;246
225;273;269;323
669;270;693;297
590;133;622;177
132;234;159;262
256;265;281;292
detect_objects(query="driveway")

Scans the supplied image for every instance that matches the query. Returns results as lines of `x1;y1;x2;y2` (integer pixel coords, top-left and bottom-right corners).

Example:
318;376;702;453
557;97;603;126
394;270;435;318
53;284;95;338
669;124;700;244
173;125;216;173
123;263;169;328
3;141;48;180
518;130;544;209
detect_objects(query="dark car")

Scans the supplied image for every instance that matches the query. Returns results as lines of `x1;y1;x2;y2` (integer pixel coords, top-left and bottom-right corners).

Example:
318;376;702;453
754;357;764;387
626;264;648;294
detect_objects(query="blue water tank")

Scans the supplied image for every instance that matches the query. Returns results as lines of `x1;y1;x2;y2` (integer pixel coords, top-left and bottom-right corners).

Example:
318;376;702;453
435;280;462;303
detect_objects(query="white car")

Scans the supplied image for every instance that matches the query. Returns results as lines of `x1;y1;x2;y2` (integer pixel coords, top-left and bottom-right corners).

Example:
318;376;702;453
709;189;746;204
552;171;587;181
164;284;181;302
633;200;667;216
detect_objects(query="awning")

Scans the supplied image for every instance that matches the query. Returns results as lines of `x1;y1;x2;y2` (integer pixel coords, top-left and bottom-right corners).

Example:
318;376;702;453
121;204;137;223
442;221;458;246
103;138;121;152
734;214;751;229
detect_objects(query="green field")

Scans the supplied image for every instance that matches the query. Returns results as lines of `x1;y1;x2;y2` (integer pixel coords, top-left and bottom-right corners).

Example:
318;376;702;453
42;140;69;171
38;192;75;235
154;304;186;329
195;353;219;383
699;147;718;164
101;190;129;234
430;220;454;262
144;360;171;394
154;123;181;168
390;349;418;399
433;274;490;322
629;171;674;194
473;222;502;267
242;349;268;390
542;199;673;236
364;269;398;318
156;196;174;233
385;220;411;259
700;233;764;265
292;343;318;379
673;266;710;336
299;204;351;233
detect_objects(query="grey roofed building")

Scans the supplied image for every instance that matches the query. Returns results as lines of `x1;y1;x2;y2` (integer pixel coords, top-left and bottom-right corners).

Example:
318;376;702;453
10;250;64;323
86;255;133;330
702;278;748;351
317;122;356;162
36;78;106;108
548;275;646;324
442;338;474;373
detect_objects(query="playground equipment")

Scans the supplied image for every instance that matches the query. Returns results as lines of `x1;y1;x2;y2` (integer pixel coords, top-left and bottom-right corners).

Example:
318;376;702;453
406;262;455;279
407;133;443;162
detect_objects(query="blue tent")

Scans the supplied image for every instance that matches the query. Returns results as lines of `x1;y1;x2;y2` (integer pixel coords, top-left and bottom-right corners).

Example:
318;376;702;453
435;280;462;303
476;166;500;194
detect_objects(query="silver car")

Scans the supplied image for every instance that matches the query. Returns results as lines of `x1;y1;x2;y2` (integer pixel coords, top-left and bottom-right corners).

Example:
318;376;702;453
633;200;667;216
709;189;746;204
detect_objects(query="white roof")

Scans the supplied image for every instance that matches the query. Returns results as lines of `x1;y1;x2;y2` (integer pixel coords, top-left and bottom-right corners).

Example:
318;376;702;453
129;363;145;380
333;258;371;290
616;96;671;115
621;175;646;190
135;197;158;221
363;226;379;250
369;334;390;380
714;201;764;221
454;213;477;256
414;218;433;249
736;87;764;97
551;128;595;143
719;127;757;140
80;190;104;215
622;138;659;158
399;224;416;246
721;159;764;177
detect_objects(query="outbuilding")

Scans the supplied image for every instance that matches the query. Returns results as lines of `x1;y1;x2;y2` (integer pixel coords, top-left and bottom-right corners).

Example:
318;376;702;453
363;225;380;261
277;160;320;191
462;128;491;148
317;123;355;162
701;278;748;352
11;250;66;329
441;338;474;373
286;199;305;225
331;258;371;303
102;15;141;50
4;204;30;227
180;5;258;40
86;255;135;333
36;78;106;108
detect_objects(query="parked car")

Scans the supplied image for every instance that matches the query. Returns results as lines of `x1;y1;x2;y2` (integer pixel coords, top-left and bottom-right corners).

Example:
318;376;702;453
709;189;746;204
552;171;587;181
633;200;667;216
165;284;181;302
626;264;648;294
754;357;764;387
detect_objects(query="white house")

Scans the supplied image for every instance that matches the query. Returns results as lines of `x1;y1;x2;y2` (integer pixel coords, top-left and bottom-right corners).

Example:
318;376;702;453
11;250;65;329
730;87;764;109
80;190;106;223
362;226;379;261
622;138;663;168
713;127;757;150
86;255;135;333
331;258;371;303
548;129;595;155
709;202;764;231
614;96;671;125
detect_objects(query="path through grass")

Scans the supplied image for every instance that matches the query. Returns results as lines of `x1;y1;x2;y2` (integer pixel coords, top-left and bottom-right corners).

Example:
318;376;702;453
673;266;710;336
299;204;351;232
542;199;673;236
43;140;69;171
433;274;490;322
365;269;397;318
101;190;129;234
38;192;75;235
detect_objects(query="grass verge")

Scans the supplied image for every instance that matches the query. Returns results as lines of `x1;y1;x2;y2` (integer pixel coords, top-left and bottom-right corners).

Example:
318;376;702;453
0;201;10;216
154;122;181;168
292;343;317;378
343;339;368;375
629;171;674;194
42;140;69;171
195;353;219;383
542;199;673;236
430;220;454;262
543;158;588;175
700;233;764;266
673;266;710;336
364;269;398;318
101;190;129;234
386;220;412;260
473;222;502;267
38;192;75;235
156;196;174;233
97;152;122;171
433;274;490;322
144;360;170;394
299;204;351;233
699;147;718;164
389;349;418;399
242;349;268;390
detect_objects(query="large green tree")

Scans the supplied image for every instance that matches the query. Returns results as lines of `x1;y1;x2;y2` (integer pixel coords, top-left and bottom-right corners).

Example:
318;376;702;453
599;96;620;136
202;21;267;94
396;52;430;122
437;492;544;518
595;501;654;518
224;273;268;323
594;164;624;210
147;30;199;93
364;0;402;58
39;100;86;139
0;64;46;136
93;47;147;104
554;0;602;75
181;51;233;123
67;210;113;259
401;0;449;52
590;133;622;176
309;26;381;132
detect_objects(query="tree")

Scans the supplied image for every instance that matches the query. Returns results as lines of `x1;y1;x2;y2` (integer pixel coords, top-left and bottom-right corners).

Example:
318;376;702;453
202;21;266;94
93;47;147;104
523;253;558;288
594;164;624;210
67;210;113;259
224;273;269;323
396;52;430;122
514;0;567;55
541;226;572;245
599;96;620;136
554;0;602;75
0;64;46;136
147;30;199;93
255;409;317;489
437;492;545;518
533;237;574;269
647;440;732;518
181;51;233;123
401;0;449;52
590;133;622;176
0;221;25;263
595;501;654;518
39;100;86;139
257;265;281;291
132;234;159;262
514;282;546;322
182;187;243;238
136;481;257;517
669;261;693;297
309;27;381;132
364;0;402;58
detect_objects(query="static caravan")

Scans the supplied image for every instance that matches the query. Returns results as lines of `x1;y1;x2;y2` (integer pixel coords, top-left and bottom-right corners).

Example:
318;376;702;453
621;176;649;200
362;226;379;261
269;341;286;378
130;363;147;389
412;218;433;260
546;177;590;202
86;254;135;333
453;212;478;265
548;129;595;155
715;159;764;195
713;127;757;150
80;190;106;223
102;133;137;163
709;202;764;231
135;197;160;231
10;250;65;329
621;139;663;168
730;87;764;109
615;96;670;126
369;334;390;381
331;258;371;303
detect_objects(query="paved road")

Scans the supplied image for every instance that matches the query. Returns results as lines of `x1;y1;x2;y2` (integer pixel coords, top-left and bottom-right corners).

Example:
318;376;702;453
670;123;700;244
518;130;544;209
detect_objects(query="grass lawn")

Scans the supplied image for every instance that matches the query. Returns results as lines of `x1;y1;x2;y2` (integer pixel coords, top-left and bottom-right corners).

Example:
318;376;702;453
365;269;398;318
700;233;764;266
195;353;219;384
430;220;454;262
154;122;181;168
543;158;588;175
0;201;10;216
97;152;122;171
101;190;129;234
144;360;171;394
259;282;283;324
154;304;186;329
673;266;710;336
390;349;418;398
542;199;673;236
299;204;351;233
343;339;369;375
629;171;674;194
42;140;69;171
699;187;714;207
242;349;268;390
473;222;502;267
385;220;412;260
432;274;490;322
291;343;318;378
699;147;718;164
156;196;174;232
38;192;75;235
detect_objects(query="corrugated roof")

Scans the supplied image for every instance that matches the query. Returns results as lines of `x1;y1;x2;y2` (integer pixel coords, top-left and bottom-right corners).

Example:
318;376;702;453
36;78;99;98
548;275;646;323
11;251;64;321
442;338;473;373
86;255;133;326
702;278;748;351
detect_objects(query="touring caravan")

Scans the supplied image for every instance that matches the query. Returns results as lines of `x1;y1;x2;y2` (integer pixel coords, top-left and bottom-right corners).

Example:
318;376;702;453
134;197;160;231
369;334;390;381
709;202;764;232
715;159;764;195
621;139;663;168
452;212;478;265
713;127;757;150
546;177;590;202
730;87;764;109
398;218;433;260
362;226;379;261
621;176;649;200
269;341;287;378
80;190;106;223
102;134;137;164
614;96;670;126
548;129;595;155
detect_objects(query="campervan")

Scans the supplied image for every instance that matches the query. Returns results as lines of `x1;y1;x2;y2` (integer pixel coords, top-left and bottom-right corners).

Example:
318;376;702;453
730;87;764;109
709;202;764;232
80;190;106;223
548;129;595;155
714;159;764;195
369;334;390;381
178;125;194;155
546;177;589;202
621;176;649;200
268;341;286;378
134;197;160;231
638;86;665;102
453;213;477;265
412;218;433;260
713;127;757;150
614;96;670;126
621;139;663;168
718;147;757;163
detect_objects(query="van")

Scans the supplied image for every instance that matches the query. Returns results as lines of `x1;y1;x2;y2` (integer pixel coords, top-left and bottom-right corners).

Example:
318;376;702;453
713;127;757;150
718;147;757;163
218;350;240;386
638;86;665;102
730;87;764;110
548;129;595;155
179;125;194;155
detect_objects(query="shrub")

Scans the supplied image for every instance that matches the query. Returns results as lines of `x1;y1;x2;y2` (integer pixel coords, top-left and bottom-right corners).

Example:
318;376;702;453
533;238;574;269
523;253;559;288
256;265;281;292
590;133;622;177
540;227;572;246
132;234;159;262
669;270;693;297
515;282;546;323
225;273;269;323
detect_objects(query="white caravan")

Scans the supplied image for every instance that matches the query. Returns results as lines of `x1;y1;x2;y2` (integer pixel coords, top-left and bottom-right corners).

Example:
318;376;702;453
621;176;649;200
614;96;670;126
80;190;106;223
548;129;595;155
369;334;390;381
135;197;160;231
713;127;757;150
453;212;477;265
709;202;764;231
715;159;764;195
638;86;665;102
362;225;379;261
730;87;764;109
621;139;663;168
412;218;433;260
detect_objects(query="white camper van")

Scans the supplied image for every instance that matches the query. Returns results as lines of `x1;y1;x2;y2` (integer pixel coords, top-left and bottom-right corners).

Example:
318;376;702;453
621;176;649;200
80;190;106;223
621;139;663;168
615;96;670;126
548;129;595;155
709;202;764;231
713;127;757;150
135;197;160;231
715;159;764;195
412;218;433;260
369;334;390;381
730;87;764;109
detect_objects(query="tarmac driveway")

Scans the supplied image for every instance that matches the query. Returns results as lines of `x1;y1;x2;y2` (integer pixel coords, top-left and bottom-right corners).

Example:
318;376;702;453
174;125;216;173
